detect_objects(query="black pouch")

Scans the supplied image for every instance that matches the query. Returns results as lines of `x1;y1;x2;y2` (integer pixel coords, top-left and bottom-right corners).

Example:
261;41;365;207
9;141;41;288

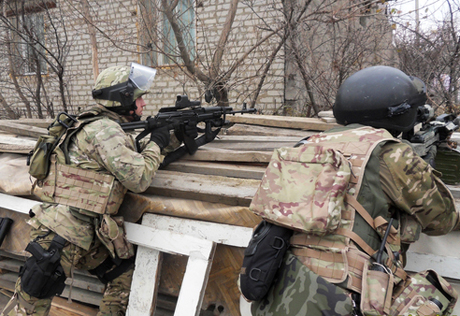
239;220;293;301
19;239;67;299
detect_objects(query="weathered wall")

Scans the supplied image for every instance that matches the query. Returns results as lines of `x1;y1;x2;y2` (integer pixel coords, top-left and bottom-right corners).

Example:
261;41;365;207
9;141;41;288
0;0;285;118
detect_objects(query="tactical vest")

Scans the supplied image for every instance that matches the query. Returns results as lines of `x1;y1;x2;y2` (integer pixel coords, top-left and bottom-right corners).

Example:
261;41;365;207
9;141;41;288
39;108;127;216
289;126;406;294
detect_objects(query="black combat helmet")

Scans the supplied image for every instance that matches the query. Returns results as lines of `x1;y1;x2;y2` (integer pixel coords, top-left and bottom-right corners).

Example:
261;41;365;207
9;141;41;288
333;66;427;133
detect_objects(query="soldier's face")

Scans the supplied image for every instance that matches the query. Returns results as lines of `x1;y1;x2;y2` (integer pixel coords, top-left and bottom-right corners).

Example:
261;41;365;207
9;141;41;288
134;97;146;117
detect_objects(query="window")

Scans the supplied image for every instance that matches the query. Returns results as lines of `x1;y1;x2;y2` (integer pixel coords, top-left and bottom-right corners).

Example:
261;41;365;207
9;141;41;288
10;12;47;75
140;0;196;66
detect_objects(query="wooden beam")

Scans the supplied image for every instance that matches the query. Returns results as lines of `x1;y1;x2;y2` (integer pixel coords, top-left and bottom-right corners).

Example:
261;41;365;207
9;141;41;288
128;247;162;316
148;170;261;206
3;119;53;129
164;160;266;180
202;135;299;152
51;297;98;316
182;148;272;163
226;123;316;138
125;220;216;316
125;222;215;259
226;114;338;131
0;135;36;153
142;214;253;247
0;121;47;138
0;193;40;214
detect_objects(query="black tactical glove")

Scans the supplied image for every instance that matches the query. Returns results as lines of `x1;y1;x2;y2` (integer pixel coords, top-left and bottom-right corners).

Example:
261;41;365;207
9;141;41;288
150;126;170;150
184;122;198;139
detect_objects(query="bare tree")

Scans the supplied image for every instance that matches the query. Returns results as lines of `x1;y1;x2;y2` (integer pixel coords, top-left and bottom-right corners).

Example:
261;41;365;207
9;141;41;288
282;0;396;116
0;0;72;118
393;0;460;114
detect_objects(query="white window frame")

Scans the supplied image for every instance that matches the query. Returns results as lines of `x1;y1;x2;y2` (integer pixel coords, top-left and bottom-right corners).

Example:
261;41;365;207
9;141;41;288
140;0;196;66
10;11;47;75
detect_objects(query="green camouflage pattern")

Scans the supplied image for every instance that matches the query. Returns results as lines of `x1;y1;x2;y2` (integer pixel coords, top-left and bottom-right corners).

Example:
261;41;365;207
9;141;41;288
379;140;459;236
98;269;133;316
399;212;422;244
390;270;457;316
249;145;351;235
360;263;393;315
94;66;130;108
248;124;460;315
33;106;162;251
93;65;145;108
3;104;165;315
251;251;354;316
1;279;52;316
1;224;132;316
41;159;126;215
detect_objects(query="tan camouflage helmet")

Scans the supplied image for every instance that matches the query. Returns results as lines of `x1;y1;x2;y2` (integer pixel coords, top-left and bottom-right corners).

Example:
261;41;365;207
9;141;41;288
93;65;147;108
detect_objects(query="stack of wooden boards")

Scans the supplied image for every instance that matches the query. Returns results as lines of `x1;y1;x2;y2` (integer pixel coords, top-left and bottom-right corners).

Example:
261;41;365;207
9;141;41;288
0;113;337;315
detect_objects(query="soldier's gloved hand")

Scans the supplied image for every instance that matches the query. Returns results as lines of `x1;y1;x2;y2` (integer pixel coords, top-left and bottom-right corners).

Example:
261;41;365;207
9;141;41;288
150;126;170;150
184;122;198;139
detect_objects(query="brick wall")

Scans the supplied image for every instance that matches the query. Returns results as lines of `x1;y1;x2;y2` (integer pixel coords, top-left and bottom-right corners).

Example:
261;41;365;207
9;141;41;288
0;0;284;119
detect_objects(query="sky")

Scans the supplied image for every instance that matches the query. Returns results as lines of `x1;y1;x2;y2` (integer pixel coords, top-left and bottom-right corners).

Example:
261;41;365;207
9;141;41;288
390;0;458;31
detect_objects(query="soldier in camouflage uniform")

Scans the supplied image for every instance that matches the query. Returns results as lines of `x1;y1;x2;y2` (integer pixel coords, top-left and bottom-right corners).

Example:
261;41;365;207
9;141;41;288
250;66;460;316
2;63;195;316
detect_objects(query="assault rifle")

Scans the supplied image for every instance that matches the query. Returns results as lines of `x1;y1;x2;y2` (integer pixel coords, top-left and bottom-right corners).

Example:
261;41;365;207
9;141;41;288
403;105;460;184
403;105;460;158
120;95;257;168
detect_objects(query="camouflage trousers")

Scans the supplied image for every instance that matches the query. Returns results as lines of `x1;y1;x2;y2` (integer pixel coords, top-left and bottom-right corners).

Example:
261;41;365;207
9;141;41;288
1;225;133;316
251;251;354;316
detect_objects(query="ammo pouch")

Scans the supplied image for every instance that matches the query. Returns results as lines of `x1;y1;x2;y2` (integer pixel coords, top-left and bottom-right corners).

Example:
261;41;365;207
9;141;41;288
19;235;67;299
360;268;458;316
239;220;293;301
96;215;134;260
390;270;457;316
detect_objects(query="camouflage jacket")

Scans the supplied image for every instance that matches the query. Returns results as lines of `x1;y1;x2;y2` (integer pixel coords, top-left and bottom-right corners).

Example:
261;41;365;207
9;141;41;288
328;124;459;243
29;105;163;250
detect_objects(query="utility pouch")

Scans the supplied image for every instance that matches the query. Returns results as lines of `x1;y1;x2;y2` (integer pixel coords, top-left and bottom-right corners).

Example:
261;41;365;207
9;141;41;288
360;262;393;316
27;112;77;180
239;220;293;301
19;239;66;299
390;270;457;316
97;215;134;260
27;135;58;180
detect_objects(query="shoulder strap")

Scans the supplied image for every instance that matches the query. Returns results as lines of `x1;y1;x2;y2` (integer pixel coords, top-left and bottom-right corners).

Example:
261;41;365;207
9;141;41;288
59;110;107;164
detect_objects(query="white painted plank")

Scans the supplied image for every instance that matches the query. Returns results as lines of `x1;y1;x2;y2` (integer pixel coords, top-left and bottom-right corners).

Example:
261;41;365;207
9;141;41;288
405;252;460;280
0;192;41;214
240;295;252;316
174;250;216;316
124;222;214;260
407;231;460;258
142;213;253;247
126;247;161;316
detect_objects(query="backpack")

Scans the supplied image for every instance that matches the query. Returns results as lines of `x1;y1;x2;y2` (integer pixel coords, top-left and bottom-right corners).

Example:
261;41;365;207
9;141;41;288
27;112;78;180
249;144;351;235
239;144;351;302
27;110;104;180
